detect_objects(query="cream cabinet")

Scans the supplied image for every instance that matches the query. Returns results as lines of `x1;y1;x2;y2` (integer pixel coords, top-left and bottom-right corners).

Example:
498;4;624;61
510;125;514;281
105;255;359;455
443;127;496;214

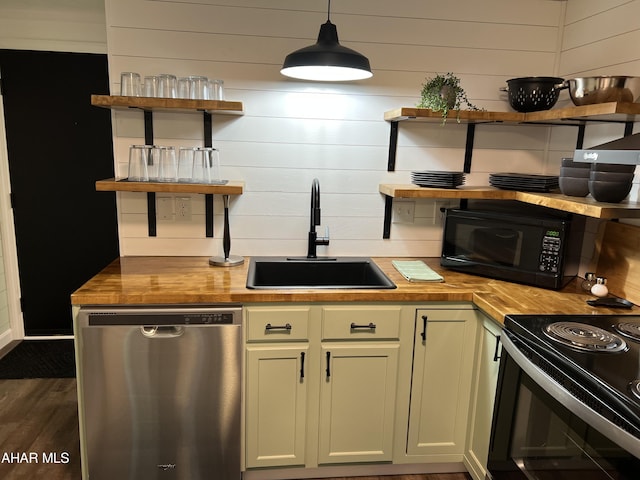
244;302;484;472
244;304;407;470
464;314;502;480
318;306;401;464
245;306;312;468
406;307;479;460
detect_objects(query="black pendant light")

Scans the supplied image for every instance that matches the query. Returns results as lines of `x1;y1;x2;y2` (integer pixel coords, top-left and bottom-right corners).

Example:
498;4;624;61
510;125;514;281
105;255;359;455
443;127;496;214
281;0;372;81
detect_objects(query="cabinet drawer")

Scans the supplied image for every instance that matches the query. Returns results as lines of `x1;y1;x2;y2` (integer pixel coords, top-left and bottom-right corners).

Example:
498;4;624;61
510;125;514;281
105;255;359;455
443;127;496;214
322;306;401;340
246;307;310;342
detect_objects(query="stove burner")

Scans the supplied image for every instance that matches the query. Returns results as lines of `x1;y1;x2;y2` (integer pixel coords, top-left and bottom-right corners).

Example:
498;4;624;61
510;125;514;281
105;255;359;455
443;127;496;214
630;380;640;401
543;321;627;352
614;322;640;342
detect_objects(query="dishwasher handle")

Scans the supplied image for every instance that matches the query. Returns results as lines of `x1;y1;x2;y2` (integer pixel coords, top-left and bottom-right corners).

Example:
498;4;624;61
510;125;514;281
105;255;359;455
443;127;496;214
141;326;185;338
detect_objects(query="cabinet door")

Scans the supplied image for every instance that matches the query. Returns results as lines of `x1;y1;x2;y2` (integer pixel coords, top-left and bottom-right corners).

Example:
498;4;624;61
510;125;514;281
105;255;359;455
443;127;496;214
465;316;502;480
245;345;308;468
318;343;399;464
407;309;477;457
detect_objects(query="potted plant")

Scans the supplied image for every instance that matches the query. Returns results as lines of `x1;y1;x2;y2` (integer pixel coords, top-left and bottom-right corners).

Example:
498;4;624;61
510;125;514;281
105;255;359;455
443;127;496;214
418;72;481;123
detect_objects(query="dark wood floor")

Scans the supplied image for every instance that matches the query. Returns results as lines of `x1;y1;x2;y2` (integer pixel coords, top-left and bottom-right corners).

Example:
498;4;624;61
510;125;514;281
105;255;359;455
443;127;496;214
0;378;471;480
0;378;80;480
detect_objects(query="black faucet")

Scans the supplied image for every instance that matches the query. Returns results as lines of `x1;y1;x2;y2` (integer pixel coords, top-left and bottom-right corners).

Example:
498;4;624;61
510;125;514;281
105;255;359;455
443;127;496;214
307;178;330;258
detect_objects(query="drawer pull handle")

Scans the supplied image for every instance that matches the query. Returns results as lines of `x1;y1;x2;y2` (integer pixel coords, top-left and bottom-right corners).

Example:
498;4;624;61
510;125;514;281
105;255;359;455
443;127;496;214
421;315;427;341
300;351;305;380
326;351;331;378
350;322;376;330
493;335;502;362
265;323;292;331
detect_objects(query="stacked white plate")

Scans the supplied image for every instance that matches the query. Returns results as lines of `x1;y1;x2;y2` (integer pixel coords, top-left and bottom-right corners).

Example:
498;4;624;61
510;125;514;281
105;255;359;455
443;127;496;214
489;173;559;192
411;170;465;189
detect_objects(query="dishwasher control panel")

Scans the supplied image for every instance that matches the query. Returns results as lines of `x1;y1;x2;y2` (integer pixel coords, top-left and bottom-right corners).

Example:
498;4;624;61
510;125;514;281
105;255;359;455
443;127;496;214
82;306;242;326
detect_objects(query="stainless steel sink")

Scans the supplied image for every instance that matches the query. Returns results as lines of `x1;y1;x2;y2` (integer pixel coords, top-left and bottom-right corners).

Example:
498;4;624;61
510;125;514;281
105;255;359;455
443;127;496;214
246;257;396;289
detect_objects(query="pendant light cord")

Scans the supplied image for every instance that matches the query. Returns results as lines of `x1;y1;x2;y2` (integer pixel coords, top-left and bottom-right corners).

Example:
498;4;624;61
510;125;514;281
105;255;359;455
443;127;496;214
327;0;331;21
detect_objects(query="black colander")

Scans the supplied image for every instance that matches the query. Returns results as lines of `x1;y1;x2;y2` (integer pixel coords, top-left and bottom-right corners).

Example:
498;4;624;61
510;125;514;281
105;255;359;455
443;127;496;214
501;77;566;113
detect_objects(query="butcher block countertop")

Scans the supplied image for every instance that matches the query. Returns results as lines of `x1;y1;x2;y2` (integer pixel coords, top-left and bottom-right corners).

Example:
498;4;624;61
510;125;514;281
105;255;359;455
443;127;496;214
70;256;637;324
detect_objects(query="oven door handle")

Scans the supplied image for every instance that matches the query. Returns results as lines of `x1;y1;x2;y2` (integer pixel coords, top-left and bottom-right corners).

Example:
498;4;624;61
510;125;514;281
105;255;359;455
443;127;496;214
500;331;640;460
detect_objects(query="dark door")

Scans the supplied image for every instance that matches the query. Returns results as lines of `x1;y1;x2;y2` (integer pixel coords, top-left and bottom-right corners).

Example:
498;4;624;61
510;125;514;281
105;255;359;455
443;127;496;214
0;50;119;335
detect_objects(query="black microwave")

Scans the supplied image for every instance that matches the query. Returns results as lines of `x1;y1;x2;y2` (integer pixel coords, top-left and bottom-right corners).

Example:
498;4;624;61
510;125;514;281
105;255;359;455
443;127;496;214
440;207;585;290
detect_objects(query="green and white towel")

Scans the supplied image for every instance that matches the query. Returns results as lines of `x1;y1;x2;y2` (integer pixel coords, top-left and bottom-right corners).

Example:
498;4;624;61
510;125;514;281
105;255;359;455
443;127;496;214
392;260;444;283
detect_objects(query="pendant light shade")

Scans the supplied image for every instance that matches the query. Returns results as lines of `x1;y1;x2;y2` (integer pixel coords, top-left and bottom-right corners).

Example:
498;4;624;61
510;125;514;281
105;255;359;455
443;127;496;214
281;3;372;82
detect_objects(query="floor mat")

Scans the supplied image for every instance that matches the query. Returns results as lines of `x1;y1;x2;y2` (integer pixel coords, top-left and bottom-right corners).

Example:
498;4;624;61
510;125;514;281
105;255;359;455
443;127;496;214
0;340;75;379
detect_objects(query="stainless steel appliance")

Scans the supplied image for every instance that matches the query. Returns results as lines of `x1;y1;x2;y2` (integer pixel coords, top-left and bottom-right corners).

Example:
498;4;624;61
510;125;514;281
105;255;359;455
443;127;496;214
77;305;242;480
487;314;640;479
441;207;584;289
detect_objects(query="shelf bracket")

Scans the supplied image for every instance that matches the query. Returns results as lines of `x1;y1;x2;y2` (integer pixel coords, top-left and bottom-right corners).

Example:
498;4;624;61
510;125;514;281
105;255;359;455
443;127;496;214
205;194;214;237
383;195;393;239
203;111;214;237
460;123;476;210
624;121;634;137
143;110;157;237
463;124;476;173
387;121;399;171
575;123;586;149
204;111;213;147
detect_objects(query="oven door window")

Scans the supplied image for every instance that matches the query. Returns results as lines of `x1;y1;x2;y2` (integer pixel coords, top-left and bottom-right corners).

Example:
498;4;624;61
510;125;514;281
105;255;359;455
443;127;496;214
489;354;640;480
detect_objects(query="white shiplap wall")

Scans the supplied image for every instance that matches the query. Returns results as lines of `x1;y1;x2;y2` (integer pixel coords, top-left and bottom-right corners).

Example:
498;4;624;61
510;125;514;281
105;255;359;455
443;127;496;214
106;0;639;258
559;0;640;227
0;0;107;53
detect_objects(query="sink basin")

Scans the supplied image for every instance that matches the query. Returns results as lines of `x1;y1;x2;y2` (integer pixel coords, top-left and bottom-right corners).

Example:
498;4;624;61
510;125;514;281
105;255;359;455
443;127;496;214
246;257;396;289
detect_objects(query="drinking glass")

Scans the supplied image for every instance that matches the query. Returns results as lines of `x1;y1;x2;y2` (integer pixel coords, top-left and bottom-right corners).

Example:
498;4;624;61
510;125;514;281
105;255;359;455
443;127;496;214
157;73;177;98
158;146;178;182
177;147;197;183
146;146;164;181
120;72;141;96
209;79;225;100
143;75;159;97
193;147;220;184
189;75;209;100
128;145;151;181
177;77;191;99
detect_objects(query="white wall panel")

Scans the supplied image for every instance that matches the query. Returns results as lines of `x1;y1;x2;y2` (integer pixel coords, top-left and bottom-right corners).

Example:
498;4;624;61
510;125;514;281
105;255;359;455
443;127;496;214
103;0;581;257
564;0;630;24
0;0;106;53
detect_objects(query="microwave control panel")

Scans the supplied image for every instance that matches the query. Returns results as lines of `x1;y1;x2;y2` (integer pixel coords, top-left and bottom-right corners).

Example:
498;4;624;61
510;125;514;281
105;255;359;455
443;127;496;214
539;231;562;273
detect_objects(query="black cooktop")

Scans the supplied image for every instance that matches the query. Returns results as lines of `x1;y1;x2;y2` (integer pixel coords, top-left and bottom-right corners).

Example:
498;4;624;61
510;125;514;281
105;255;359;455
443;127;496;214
505;314;640;434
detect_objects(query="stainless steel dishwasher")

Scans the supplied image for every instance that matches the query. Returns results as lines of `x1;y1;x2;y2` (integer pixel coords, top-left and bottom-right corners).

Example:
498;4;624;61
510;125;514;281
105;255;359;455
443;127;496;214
77;305;242;480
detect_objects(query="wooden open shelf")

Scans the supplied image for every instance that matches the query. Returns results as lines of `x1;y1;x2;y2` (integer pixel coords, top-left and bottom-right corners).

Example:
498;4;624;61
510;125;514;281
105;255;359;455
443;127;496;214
379;184;640;220
96;178;244;195
91;95;244;114
384;102;640;125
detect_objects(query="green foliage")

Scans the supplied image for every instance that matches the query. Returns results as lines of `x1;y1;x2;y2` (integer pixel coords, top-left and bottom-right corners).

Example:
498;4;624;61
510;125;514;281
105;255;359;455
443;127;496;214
418;73;481;123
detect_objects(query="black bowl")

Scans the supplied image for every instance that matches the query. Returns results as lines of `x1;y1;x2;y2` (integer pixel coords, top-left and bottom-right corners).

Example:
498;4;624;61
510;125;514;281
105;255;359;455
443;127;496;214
591;163;636;173
588;180;633;203
561;157;591;168
589;171;635;182
561;166;591;178
559;177;589;197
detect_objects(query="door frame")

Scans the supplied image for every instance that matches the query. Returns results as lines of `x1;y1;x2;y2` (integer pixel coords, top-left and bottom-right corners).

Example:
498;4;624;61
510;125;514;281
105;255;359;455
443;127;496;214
0;95;24;347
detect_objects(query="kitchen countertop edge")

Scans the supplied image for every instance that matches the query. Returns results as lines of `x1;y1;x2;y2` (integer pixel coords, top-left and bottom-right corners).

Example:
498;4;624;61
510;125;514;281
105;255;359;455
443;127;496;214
71;256;635;324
